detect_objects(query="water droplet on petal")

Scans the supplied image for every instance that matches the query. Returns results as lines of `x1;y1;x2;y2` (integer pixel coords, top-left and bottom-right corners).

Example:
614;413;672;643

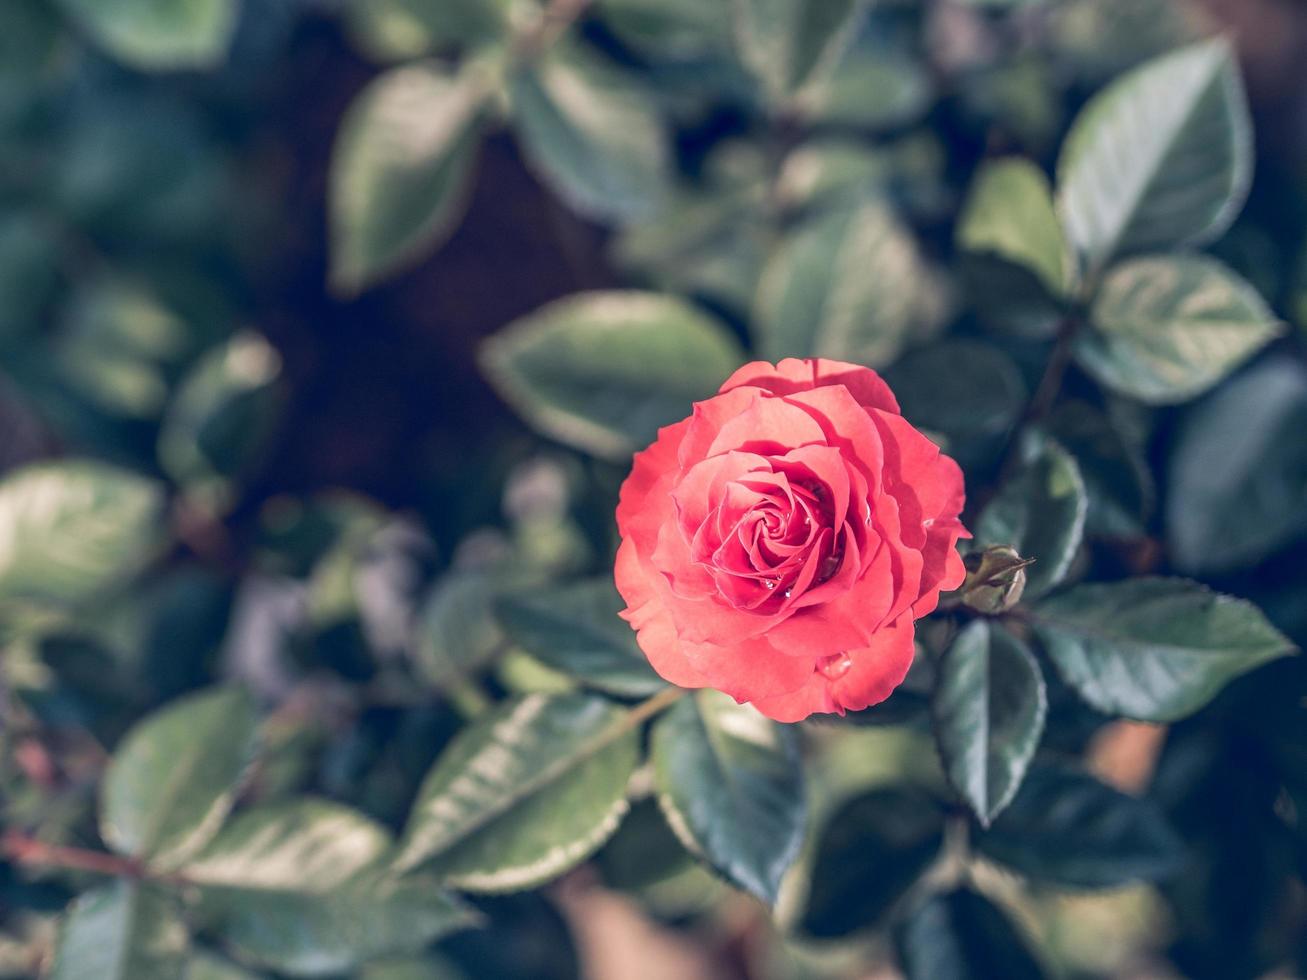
923;518;935;529
763;580;776;590
783;588;793;598
818;652;853;680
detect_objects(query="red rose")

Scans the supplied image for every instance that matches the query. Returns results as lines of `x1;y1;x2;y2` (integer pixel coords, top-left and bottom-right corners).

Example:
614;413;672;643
615;358;969;722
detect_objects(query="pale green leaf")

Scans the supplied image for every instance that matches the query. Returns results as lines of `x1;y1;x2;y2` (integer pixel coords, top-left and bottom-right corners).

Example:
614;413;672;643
480;291;743;460
101;686;257;867
0;461;166;609
1078;254;1280;404
185;800;476;977
52;881;188;980
329;62;486;295
54;0;238;69
959;158;1069;296
754;198;940;368
394;692;640;892
509;51;669;223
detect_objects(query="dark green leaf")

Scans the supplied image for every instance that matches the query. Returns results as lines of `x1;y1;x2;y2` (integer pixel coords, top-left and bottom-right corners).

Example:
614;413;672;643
801;787;944;938
54;0;238;69
651;691;805;903
978;764;1185;888
496;579;665;698
158;332;284;514
509;51;669;223
0;461;167;610
754;198;942;368
1167;357;1307;573
1078;255;1280;404
1056;38;1252;269
480;291;743;460
933;621;1047;826
329;62;486;295
1027;577;1294;722
393;692;640;891
884;341;1027;455
185;800;475;977
1038;401;1153;539
413;570;505;690
52;880;188;980
958;158;1069;297
101;686;257;868
975;442;1087;598
895;889;1046;980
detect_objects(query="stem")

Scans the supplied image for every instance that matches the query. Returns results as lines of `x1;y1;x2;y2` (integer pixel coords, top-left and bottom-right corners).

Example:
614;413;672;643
511;0;592;61
1;831;147;880
994;315;1080;487
625;685;687;727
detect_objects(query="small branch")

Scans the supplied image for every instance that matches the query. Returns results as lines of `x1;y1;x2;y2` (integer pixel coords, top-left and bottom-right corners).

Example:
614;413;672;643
1;831;146;880
994;315;1080;486
625;686;687;727
511;0;593;61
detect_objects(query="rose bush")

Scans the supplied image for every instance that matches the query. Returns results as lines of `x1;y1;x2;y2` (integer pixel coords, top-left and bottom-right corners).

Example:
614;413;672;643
615;358;968;721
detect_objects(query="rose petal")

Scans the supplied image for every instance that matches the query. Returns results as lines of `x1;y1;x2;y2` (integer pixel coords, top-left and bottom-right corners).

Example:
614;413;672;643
719;357;901;415
749;613;917;722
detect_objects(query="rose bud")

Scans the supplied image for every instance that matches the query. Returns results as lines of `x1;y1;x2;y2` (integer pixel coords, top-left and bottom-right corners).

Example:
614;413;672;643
614;358;969;722
959;545;1034;615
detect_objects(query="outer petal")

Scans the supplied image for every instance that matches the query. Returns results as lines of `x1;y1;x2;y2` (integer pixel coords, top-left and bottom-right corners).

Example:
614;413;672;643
719;357;901;415
749;614;917;722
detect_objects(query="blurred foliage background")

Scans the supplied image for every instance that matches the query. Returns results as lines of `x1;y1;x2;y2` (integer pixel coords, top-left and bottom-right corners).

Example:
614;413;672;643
2;0;1307;978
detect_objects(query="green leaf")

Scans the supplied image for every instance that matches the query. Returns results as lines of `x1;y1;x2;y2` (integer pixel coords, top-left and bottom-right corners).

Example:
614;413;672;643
102;686;257;868
1056;38;1252;269
959;158;1069;296
884;341;1027;453
1027;577;1294;723
754;198;940;368
1038;401;1153;539
345;0;510;61
52;880;188;980
650;691;805;904
186;952;265;980
329;61;486;295
394;692;640;891
895;889;1046;980
158;332;284;514
1077;254;1280;404
975;443;1087;598
480;291;744;460
977;764;1185;888
0;461;166;609
800;787;944;938
731;0;864;102
55;276;194;420
509;50;669;223
185;800;475;977
413;570;506;690
1167;357;1307;573
932;621;1047;827
495;579;665;698
794;43;932;130
54;0;238;69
